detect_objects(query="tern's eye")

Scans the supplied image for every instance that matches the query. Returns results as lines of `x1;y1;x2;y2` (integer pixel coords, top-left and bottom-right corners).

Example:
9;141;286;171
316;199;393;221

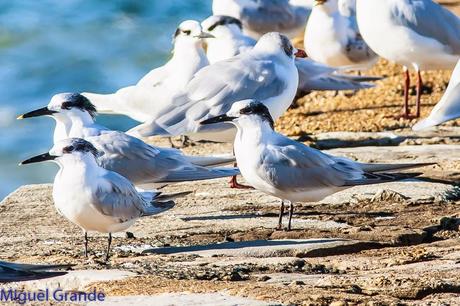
63;145;74;153
61;102;72;110
182;30;191;35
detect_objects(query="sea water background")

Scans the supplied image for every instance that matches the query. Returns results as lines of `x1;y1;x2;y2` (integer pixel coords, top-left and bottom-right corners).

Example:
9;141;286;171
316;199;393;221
0;0;211;200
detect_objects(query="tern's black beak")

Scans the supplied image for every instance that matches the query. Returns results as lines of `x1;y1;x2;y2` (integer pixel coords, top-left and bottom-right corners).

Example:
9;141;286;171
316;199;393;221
20;153;57;165
200;114;236;125
17;107;56;120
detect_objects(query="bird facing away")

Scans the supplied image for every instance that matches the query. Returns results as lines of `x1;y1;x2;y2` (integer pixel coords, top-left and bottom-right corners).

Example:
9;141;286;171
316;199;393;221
127;32;300;142
413;59;460;131
304;0;378;70
17;93;240;188
20;138;184;261
81;20;213;123
212;0;314;39
356;0;460;118
201;15;378;94
201;100;432;230
0;261;74;283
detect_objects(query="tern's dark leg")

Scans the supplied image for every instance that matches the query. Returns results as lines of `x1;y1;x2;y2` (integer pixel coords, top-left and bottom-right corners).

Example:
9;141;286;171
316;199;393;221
105;233;112;262
287;201;294;231
84;232;88;258
403;68;411;118
416;69;423;118
277;200;285;230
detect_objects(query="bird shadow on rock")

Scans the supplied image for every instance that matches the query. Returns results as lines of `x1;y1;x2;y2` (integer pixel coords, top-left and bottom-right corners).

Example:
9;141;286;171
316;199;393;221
142;239;346;255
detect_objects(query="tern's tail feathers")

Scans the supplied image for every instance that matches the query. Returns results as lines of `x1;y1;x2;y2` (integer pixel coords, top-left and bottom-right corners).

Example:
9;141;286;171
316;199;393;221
0;270;70;283
0;261;73;283
0;261;74;272
334;74;384;83
185;154;235;167
299;77;374;92
160;166;240;183
359;162;436;173
344;172;422;187
155;191;193;201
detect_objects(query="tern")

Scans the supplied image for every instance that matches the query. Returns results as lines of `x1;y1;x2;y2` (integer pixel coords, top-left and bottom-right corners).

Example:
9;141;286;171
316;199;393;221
18;93;240;188
20;138;186;261
201;100;433;230
212;0;314;39
304;0;378;70
81;20;213;123
356;0;460;118
201;15;379;94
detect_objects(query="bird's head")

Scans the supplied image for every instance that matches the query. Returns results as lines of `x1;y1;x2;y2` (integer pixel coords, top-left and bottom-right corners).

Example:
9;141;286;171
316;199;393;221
201;99;275;130
20;138;102;166
17;93;97;123
254;32;305;60
173;20;215;46
201;15;244;38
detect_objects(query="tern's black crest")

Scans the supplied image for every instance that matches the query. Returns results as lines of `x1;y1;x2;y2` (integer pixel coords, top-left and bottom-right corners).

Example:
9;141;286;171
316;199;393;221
63;138;100;158
207;15;243;32
61;93;97;118
239;101;275;129
281;35;293;57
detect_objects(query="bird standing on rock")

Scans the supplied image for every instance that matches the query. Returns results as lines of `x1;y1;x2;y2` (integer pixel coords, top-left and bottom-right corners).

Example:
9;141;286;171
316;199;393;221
202;100;433;230
18;93;240;188
356;0;460;119
20;138;185;261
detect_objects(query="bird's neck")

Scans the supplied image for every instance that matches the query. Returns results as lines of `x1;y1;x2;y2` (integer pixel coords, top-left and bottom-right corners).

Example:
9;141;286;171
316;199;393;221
170;39;209;84
67;113;99;137
235;118;274;146
53;118;72;143
172;39;208;64
56;154;102;184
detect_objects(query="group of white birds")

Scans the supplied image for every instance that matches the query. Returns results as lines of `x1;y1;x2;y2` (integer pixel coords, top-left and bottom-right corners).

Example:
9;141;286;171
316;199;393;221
14;0;460;262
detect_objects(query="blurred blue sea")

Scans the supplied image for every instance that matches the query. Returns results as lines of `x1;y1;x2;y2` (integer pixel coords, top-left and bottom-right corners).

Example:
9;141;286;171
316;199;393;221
0;0;211;200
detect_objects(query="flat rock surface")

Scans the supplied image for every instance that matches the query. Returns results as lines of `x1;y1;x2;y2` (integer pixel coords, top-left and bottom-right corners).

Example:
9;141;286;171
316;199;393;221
89;293;277;306
1;142;460;305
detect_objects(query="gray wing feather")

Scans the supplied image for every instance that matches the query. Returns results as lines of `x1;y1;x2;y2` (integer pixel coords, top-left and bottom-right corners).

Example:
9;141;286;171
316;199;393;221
392;0;460;53
89;131;239;184
93;171;149;222
258;135;364;192
155;55;287;136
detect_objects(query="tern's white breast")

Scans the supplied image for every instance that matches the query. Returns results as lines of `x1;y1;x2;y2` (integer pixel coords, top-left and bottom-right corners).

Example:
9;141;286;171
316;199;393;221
53;169;134;234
